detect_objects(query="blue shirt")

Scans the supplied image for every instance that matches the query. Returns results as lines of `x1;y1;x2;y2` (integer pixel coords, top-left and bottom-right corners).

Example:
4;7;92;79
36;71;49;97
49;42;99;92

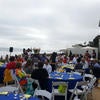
94;63;100;68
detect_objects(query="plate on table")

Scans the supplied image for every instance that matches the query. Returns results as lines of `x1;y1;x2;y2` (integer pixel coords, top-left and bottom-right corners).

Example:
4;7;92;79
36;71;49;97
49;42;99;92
0;92;8;95
68;77;75;80
56;77;62;79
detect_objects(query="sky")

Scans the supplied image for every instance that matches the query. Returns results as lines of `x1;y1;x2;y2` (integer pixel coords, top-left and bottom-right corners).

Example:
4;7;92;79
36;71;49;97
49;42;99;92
0;0;100;51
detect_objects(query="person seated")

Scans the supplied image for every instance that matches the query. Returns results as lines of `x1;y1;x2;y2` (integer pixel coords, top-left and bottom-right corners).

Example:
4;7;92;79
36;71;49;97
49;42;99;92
94;59;100;68
57;58;65;68
85;50;90;58
31;62;49;90
81;58;89;69
92;50;96;59
74;58;83;70
62;56;68;64
15;62;34;95
72;54;78;64
23;59;33;74
43;59;52;74
16;55;24;63
93;60;100;78
3;56;16;84
74;58;85;75
15;62;27;86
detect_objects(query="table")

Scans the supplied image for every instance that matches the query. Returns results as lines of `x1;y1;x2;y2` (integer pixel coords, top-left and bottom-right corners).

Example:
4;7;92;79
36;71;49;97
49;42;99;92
0;64;6;83
0;93;40;100
47;72;83;92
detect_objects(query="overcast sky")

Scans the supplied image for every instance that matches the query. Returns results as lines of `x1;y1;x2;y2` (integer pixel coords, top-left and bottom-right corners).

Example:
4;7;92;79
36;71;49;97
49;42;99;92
0;0;100;51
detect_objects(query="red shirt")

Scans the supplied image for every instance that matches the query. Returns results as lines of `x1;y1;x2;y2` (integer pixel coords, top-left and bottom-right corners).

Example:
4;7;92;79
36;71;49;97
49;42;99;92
6;61;16;69
63;58;67;63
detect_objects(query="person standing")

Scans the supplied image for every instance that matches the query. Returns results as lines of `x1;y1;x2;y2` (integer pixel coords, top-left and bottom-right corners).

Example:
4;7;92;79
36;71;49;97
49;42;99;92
92;50;96;59
50;52;57;71
31;62;49;90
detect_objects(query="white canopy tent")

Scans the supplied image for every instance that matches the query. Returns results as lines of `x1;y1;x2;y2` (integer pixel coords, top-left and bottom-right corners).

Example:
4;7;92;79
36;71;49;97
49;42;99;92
67;46;98;58
82;46;98;58
82;46;98;50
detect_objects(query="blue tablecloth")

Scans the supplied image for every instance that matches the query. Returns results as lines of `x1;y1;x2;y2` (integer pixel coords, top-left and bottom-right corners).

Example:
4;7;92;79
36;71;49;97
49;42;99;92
0;93;40;100
84;68;90;74
0;64;6;83
47;72;83;92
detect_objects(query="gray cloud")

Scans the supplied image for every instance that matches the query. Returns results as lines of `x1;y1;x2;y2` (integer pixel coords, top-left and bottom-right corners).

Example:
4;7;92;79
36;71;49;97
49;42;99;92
0;0;100;51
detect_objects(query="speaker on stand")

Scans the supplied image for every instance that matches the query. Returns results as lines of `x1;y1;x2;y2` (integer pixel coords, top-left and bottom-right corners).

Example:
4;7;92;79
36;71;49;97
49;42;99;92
9;47;13;56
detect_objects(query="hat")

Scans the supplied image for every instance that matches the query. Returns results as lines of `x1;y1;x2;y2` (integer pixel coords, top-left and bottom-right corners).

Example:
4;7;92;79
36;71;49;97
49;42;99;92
90;58;94;60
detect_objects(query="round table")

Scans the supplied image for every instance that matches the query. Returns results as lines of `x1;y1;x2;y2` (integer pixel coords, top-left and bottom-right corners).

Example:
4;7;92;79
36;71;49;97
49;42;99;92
47;72;83;92
0;93;40;100
0;64;6;83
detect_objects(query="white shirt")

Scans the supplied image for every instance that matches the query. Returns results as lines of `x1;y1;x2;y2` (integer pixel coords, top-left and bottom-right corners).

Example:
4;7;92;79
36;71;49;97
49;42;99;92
82;61;89;69
72;57;77;64
43;64;52;74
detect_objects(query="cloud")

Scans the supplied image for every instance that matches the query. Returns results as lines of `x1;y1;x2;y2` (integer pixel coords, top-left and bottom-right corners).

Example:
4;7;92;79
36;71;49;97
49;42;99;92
0;0;99;51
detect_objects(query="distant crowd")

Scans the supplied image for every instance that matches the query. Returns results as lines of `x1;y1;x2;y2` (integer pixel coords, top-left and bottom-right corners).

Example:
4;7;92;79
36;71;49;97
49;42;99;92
2;48;100;93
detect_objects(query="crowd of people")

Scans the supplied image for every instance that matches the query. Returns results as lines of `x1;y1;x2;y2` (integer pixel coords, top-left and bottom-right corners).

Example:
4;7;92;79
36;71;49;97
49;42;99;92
2;48;100;95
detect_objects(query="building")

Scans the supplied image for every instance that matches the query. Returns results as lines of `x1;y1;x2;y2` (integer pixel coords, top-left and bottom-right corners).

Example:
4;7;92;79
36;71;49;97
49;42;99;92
93;35;100;59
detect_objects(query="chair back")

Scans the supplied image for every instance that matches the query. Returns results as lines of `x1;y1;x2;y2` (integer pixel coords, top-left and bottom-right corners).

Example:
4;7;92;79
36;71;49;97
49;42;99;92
87;77;96;92
83;74;94;82
81;77;96;100
32;79;41;90
93;67;100;78
13;71;24;94
52;81;67;86
52;81;68;93
74;69;85;75
76;81;88;87
69;81;88;100
34;90;51;100
52;81;68;100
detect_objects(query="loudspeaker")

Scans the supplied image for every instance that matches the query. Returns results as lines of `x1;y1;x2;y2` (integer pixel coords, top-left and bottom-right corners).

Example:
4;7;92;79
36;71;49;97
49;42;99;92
9;47;13;52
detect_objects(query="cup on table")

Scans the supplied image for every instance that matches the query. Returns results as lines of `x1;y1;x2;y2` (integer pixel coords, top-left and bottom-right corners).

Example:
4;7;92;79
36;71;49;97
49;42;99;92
13;90;18;99
19;93;26;100
69;71;73;78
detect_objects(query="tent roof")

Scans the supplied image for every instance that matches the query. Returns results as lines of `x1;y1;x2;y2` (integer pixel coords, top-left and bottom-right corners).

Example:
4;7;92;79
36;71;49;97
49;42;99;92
82;46;98;50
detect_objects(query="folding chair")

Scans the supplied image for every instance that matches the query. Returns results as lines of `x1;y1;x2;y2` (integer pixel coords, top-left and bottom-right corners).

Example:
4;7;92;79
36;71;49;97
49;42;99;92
33;79;41;90
34;90;52;100
52;81;68;100
26;78;41;96
83;74;94;82
13;71;24;94
74;69;85;75
87;77;96;94
69;81;88;100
